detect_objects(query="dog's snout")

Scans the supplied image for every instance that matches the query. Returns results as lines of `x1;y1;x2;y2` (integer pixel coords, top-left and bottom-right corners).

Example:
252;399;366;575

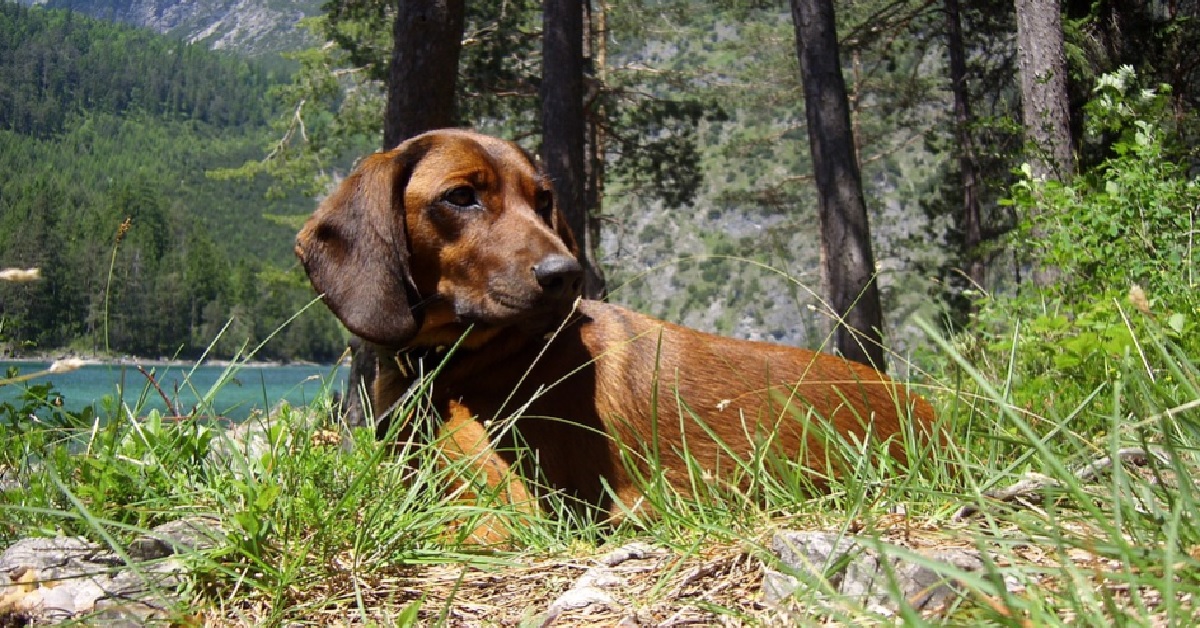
533;255;583;300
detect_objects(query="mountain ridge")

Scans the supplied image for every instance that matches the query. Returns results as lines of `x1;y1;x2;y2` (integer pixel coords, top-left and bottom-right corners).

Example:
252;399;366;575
18;0;320;56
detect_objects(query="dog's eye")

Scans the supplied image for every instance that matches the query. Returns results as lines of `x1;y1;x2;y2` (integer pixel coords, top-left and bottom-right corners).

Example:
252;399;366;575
535;190;554;219
443;186;478;208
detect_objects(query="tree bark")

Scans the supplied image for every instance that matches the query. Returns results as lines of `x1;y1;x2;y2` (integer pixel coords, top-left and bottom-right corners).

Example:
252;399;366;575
383;0;466;149
542;0;605;298
1015;0;1074;181
789;0;886;371
347;0;466;429
945;0;986;293
1015;0;1074;287
584;0;609;298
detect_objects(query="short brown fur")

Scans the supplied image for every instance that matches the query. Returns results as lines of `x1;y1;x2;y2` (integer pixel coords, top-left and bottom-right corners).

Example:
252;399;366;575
296;129;937;541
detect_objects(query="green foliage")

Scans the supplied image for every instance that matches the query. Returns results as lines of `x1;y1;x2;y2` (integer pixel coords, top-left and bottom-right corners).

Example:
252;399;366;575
0;114;347;360
0;4;347;361
207;17;380;198
917;309;1200;626
0;365;569;617
232;1;718;211
0;2;280;138
0;368;94;431
974;68;1200;422
1012;69;1199;306
608;98;727;207
0;371;217;539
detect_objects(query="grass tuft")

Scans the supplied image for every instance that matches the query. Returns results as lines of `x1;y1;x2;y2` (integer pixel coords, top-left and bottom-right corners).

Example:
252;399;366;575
2;299;1199;624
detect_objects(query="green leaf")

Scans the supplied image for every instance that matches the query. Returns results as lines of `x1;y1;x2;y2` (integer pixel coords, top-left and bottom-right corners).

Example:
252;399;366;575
234;510;261;537
1063;332;1101;356
396;600;424;627
1053;354;1081;369
1168;312;1186;334
254;483;281;511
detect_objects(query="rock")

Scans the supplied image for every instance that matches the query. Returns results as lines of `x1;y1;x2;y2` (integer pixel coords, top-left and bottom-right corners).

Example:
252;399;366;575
763;530;983;616
0;536;111;576
40;0;320;57
542;542;669;625
0;463;22;493
206;415;276;471
127;517;225;562
0;520;210;625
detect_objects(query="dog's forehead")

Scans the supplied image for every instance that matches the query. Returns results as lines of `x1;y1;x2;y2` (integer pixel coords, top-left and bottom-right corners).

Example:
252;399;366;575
415;132;542;187
474;133;539;171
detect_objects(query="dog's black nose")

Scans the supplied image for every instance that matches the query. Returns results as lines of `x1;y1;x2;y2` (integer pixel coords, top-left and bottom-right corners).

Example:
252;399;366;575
533;254;584;300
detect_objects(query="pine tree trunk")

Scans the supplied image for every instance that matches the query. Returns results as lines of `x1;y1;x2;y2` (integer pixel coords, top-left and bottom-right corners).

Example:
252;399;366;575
348;0;466;429
584;0;609;298
1015;0;1074;182
542;0;605;298
383;0;466;149
789;0;886;371
945;0;986;293
1015;0;1074;287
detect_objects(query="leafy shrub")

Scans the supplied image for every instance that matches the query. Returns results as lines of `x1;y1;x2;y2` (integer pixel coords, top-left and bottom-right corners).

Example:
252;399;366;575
0;365;227;542
976;67;1199;425
1010;66;1199;308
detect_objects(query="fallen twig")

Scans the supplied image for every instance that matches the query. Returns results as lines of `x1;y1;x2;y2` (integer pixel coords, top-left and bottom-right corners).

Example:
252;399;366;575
952;447;1170;521
136;365;181;418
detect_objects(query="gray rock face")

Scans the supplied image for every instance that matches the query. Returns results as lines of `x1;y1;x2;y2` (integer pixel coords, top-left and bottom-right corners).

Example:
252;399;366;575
126;517;224;562
0;518;222;624
762;530;984;616
22;0;320;56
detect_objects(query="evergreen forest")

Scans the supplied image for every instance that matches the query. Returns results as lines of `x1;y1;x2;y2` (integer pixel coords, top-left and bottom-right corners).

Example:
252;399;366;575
1;0;1198;370
0;2;348;362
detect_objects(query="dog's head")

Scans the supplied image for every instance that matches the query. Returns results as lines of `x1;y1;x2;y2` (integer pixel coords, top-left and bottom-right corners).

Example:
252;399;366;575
295;129;583;349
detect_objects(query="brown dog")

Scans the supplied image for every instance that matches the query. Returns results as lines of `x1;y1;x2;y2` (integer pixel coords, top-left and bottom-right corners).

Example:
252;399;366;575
296;129;936;536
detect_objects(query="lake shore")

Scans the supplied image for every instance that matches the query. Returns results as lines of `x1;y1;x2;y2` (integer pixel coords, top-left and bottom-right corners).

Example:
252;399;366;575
1;359;347;421
1;350;346;369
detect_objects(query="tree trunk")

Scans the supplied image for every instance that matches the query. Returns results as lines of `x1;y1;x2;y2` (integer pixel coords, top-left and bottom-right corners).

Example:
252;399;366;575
945;0;986;293
542;0;605;298
1015;0;1074;181
789;0;886;371
1015;0;1074;287
347;0;466;430
383;0;466;149
584;0;609;299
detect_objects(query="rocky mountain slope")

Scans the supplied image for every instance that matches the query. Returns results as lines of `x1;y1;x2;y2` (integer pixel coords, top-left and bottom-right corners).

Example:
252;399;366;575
10;1;950;359
19;0;320;55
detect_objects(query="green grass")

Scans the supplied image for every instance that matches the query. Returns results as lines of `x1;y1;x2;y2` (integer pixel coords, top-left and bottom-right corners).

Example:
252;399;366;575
2;293;1199;624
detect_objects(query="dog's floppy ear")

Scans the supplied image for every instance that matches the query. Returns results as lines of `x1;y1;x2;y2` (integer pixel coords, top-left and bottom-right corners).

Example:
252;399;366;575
295;138;430;347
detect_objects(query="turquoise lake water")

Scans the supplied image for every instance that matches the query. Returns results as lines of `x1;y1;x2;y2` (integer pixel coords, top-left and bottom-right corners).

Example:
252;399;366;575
0;361;348;421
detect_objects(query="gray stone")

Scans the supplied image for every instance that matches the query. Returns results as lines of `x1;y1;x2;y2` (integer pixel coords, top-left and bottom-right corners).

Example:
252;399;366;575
0;464;23;493
0;530;193;625
128;517;224;561
206;415;276;471
0;536;108;577
541;542;670;625
763;530;983;615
